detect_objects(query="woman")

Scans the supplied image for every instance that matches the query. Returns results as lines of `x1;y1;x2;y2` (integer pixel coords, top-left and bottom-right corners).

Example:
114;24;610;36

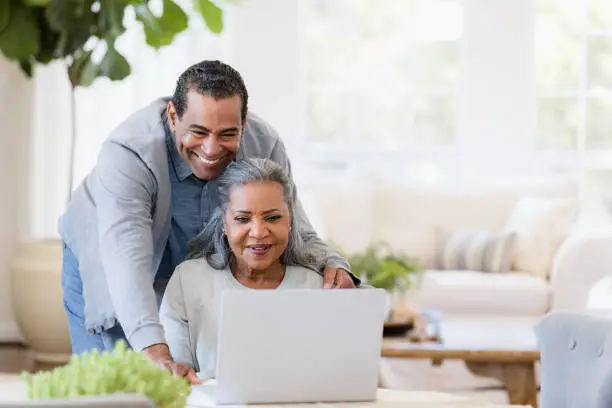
160;158;326;378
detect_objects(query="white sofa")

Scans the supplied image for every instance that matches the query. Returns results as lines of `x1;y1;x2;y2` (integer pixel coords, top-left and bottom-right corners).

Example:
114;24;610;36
299;178;612;322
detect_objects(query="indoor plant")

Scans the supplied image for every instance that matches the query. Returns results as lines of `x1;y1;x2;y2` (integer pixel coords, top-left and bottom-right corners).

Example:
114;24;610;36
344;241;422;293
343;241;422;321
2;0;226;369
345;242;422;333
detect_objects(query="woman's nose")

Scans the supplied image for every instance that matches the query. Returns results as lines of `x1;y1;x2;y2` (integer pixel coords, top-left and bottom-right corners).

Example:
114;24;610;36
250;220;269;238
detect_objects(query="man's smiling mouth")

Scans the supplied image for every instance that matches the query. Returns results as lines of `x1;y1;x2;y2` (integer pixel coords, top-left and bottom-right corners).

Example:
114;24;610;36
194;151;224;165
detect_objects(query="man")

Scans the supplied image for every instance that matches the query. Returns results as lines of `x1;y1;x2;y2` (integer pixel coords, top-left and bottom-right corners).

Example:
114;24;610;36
59;60;357;383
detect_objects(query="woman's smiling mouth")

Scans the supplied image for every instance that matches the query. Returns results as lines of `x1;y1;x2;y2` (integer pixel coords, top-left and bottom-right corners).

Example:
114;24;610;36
247;244;272;256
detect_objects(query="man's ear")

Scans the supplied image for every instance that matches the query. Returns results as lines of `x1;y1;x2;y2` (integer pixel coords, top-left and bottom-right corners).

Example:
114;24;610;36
167;102;178;132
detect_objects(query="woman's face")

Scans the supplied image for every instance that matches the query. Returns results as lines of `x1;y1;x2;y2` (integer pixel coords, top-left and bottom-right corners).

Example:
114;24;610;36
223;181;292;271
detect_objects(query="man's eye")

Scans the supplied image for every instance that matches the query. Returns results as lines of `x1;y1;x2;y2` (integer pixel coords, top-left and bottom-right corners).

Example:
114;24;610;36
221;133;237;140
189;130;205;138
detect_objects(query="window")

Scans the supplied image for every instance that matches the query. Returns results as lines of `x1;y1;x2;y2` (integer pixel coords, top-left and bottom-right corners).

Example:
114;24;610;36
300;0;463;152
535;0;612;151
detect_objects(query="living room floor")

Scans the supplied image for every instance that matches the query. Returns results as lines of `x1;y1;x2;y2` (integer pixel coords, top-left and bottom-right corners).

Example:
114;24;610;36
0;345;34;374
381;358;526;405
0;345;532;406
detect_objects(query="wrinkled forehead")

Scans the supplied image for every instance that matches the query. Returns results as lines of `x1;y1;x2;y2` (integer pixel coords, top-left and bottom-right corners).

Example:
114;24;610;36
226;181;289;213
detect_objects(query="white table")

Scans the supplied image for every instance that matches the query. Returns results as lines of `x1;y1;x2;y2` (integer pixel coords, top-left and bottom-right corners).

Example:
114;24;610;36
0;374;529;407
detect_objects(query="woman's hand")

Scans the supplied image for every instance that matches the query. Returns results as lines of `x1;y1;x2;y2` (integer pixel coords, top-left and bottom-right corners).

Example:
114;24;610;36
143;343;202;385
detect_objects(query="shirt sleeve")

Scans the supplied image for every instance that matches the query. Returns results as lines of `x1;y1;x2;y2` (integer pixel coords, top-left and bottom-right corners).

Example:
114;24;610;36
94;140;165;351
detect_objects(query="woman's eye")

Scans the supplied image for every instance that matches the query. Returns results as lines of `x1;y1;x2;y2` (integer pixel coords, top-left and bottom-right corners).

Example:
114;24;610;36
234;217;249;223
266;215;281;222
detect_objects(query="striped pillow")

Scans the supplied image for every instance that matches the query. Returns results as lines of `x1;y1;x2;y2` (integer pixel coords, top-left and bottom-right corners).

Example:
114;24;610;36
437;231;517;273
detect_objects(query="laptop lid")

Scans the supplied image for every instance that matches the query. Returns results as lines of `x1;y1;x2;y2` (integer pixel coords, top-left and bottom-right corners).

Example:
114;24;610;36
213;288;387;405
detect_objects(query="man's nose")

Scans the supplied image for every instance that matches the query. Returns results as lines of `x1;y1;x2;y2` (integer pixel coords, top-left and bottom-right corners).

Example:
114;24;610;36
201;136;222;157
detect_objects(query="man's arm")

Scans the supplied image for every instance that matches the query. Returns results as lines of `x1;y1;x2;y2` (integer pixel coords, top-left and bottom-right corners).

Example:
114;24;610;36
268;139;360;285
95;141;164;351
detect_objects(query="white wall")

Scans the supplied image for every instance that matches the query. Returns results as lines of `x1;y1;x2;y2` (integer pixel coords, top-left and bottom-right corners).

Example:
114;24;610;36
223;0;300;147
0;59;32;341
457;0;536;182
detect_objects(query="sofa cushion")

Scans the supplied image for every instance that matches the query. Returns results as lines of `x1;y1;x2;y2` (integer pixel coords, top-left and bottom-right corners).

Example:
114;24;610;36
504;196;578;278
372;179;577;269
437;231;518;273
407;270;551;316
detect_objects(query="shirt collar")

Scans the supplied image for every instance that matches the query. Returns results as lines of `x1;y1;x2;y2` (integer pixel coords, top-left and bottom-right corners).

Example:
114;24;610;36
163;114;193;181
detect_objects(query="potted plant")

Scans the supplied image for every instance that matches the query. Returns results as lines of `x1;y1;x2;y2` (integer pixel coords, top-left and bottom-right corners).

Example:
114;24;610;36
342;241;422;320
1;0;226;369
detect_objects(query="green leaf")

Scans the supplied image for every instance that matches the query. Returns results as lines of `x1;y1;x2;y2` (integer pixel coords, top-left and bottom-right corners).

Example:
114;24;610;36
45;0;96;57
69;49;99;87
134;0;188;49
195;0;223;34
98;0;127;40
160;0;189;35
99;44;130;81
33;7;60;63
21;0;51;5
45;0;85;32
0;1;10;35
0;0;39;60
19;59;33;78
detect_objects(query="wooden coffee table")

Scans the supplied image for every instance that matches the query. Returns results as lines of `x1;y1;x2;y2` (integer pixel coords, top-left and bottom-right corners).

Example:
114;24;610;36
381;320;540;407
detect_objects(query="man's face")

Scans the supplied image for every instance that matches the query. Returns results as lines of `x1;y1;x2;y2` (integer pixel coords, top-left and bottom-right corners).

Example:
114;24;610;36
167;91;244;180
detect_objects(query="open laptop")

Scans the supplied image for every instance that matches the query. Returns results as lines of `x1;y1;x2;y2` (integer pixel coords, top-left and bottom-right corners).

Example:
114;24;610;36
194;288;387;405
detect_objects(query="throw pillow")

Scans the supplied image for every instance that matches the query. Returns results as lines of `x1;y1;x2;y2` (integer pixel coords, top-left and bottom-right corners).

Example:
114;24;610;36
504;196;578;278
436;231;518;273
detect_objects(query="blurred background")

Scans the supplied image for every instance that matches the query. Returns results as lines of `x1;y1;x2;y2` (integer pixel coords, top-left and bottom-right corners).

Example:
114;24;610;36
3;0;612;236
2;1;612;403
4;0;612;239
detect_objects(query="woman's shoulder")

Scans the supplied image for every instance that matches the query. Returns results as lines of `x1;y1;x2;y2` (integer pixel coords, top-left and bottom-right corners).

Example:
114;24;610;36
167;258;231;303
284;265;323;289
172;258;223;284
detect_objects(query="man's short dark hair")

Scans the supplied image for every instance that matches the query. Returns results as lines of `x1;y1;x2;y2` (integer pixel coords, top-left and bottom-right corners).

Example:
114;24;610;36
172;60;249;121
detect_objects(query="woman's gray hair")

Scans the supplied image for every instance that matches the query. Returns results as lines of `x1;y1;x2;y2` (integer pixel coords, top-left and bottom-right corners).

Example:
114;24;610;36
188;158;324;271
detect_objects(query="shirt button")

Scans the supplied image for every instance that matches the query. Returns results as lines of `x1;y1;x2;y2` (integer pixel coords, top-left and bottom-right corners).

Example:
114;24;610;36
597;347;605;357
569;339;577;350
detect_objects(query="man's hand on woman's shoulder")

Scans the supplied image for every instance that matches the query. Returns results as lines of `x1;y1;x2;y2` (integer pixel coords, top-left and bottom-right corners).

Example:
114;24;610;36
143;343;202;385
322;267;356;289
